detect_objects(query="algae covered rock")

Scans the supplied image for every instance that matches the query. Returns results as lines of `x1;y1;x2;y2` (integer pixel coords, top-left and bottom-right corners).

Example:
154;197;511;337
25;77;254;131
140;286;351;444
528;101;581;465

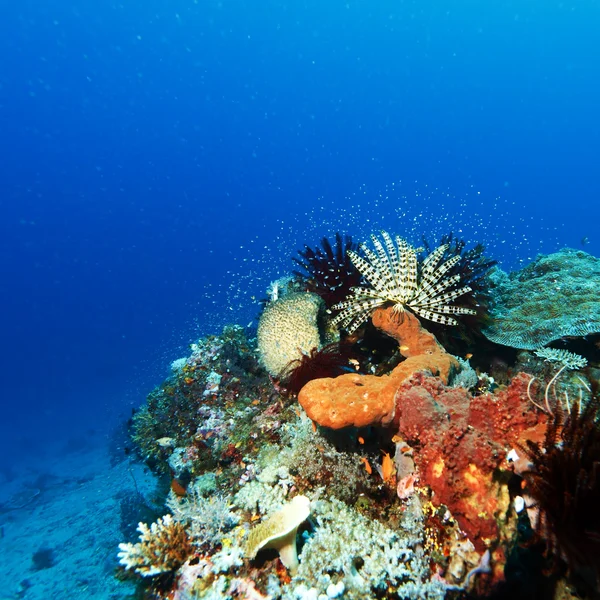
483;248;600;349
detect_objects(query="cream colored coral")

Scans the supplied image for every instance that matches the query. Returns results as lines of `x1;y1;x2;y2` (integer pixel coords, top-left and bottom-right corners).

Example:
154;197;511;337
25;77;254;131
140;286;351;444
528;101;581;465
117;514;193;577
257;292;324;377
246;495;311;574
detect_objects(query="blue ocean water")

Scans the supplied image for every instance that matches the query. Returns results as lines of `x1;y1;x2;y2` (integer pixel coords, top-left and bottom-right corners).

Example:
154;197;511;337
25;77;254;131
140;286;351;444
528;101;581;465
0;1;599;596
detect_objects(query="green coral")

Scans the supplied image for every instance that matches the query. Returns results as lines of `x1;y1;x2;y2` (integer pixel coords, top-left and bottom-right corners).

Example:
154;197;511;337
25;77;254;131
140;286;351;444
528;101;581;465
483;248;600;349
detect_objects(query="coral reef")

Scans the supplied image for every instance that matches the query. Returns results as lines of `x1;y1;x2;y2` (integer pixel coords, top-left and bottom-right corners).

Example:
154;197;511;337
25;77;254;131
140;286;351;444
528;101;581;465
167;489;239;550
131;325;270;478
119;236;600;599
288;496;448;600
393;371;547;554
298;308;459;429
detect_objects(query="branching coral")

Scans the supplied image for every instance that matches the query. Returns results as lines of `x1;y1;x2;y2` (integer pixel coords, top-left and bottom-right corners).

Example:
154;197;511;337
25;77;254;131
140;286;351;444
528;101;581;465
289;496;447;600
166;489;239;550
282;414;370;503
117;514;194;577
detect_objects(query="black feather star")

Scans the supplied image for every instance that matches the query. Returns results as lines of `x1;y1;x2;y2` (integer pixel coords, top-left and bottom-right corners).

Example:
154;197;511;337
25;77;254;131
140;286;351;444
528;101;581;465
520;400;600;585
293;233;361;308
280;342;356;397
422;232;497;307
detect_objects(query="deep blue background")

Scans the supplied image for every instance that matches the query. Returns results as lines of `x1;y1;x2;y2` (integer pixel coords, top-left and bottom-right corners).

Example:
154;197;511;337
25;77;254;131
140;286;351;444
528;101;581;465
1;0;599;461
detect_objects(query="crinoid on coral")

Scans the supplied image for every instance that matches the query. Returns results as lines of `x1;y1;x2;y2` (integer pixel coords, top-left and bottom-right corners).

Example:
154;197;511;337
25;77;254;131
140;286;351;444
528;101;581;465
331;231;477;334
419;233;497;353
293;232;361;308
117;514;194;577
280;341;356;396
520;400;600;585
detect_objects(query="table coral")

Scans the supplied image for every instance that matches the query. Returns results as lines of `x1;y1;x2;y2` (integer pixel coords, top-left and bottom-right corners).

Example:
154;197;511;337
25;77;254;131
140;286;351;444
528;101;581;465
483;248;600;349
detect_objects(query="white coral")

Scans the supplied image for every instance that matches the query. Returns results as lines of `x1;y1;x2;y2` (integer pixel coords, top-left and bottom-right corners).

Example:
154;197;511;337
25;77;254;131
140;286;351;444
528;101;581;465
167;489;239;549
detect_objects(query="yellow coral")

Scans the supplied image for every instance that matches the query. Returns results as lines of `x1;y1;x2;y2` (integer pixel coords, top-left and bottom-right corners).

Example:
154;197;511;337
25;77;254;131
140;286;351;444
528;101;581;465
257;293;324;377
117;514;193;577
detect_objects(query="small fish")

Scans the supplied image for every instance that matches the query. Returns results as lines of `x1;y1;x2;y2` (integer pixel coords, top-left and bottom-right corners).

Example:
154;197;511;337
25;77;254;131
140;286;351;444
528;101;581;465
581;236;589;247
465;353;473;360
360;457;372;474
380;451;396;482
348;358;360;371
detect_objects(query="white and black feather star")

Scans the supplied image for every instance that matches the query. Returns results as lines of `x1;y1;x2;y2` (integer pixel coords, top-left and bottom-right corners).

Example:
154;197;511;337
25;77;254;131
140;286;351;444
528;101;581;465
330;231;477;333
